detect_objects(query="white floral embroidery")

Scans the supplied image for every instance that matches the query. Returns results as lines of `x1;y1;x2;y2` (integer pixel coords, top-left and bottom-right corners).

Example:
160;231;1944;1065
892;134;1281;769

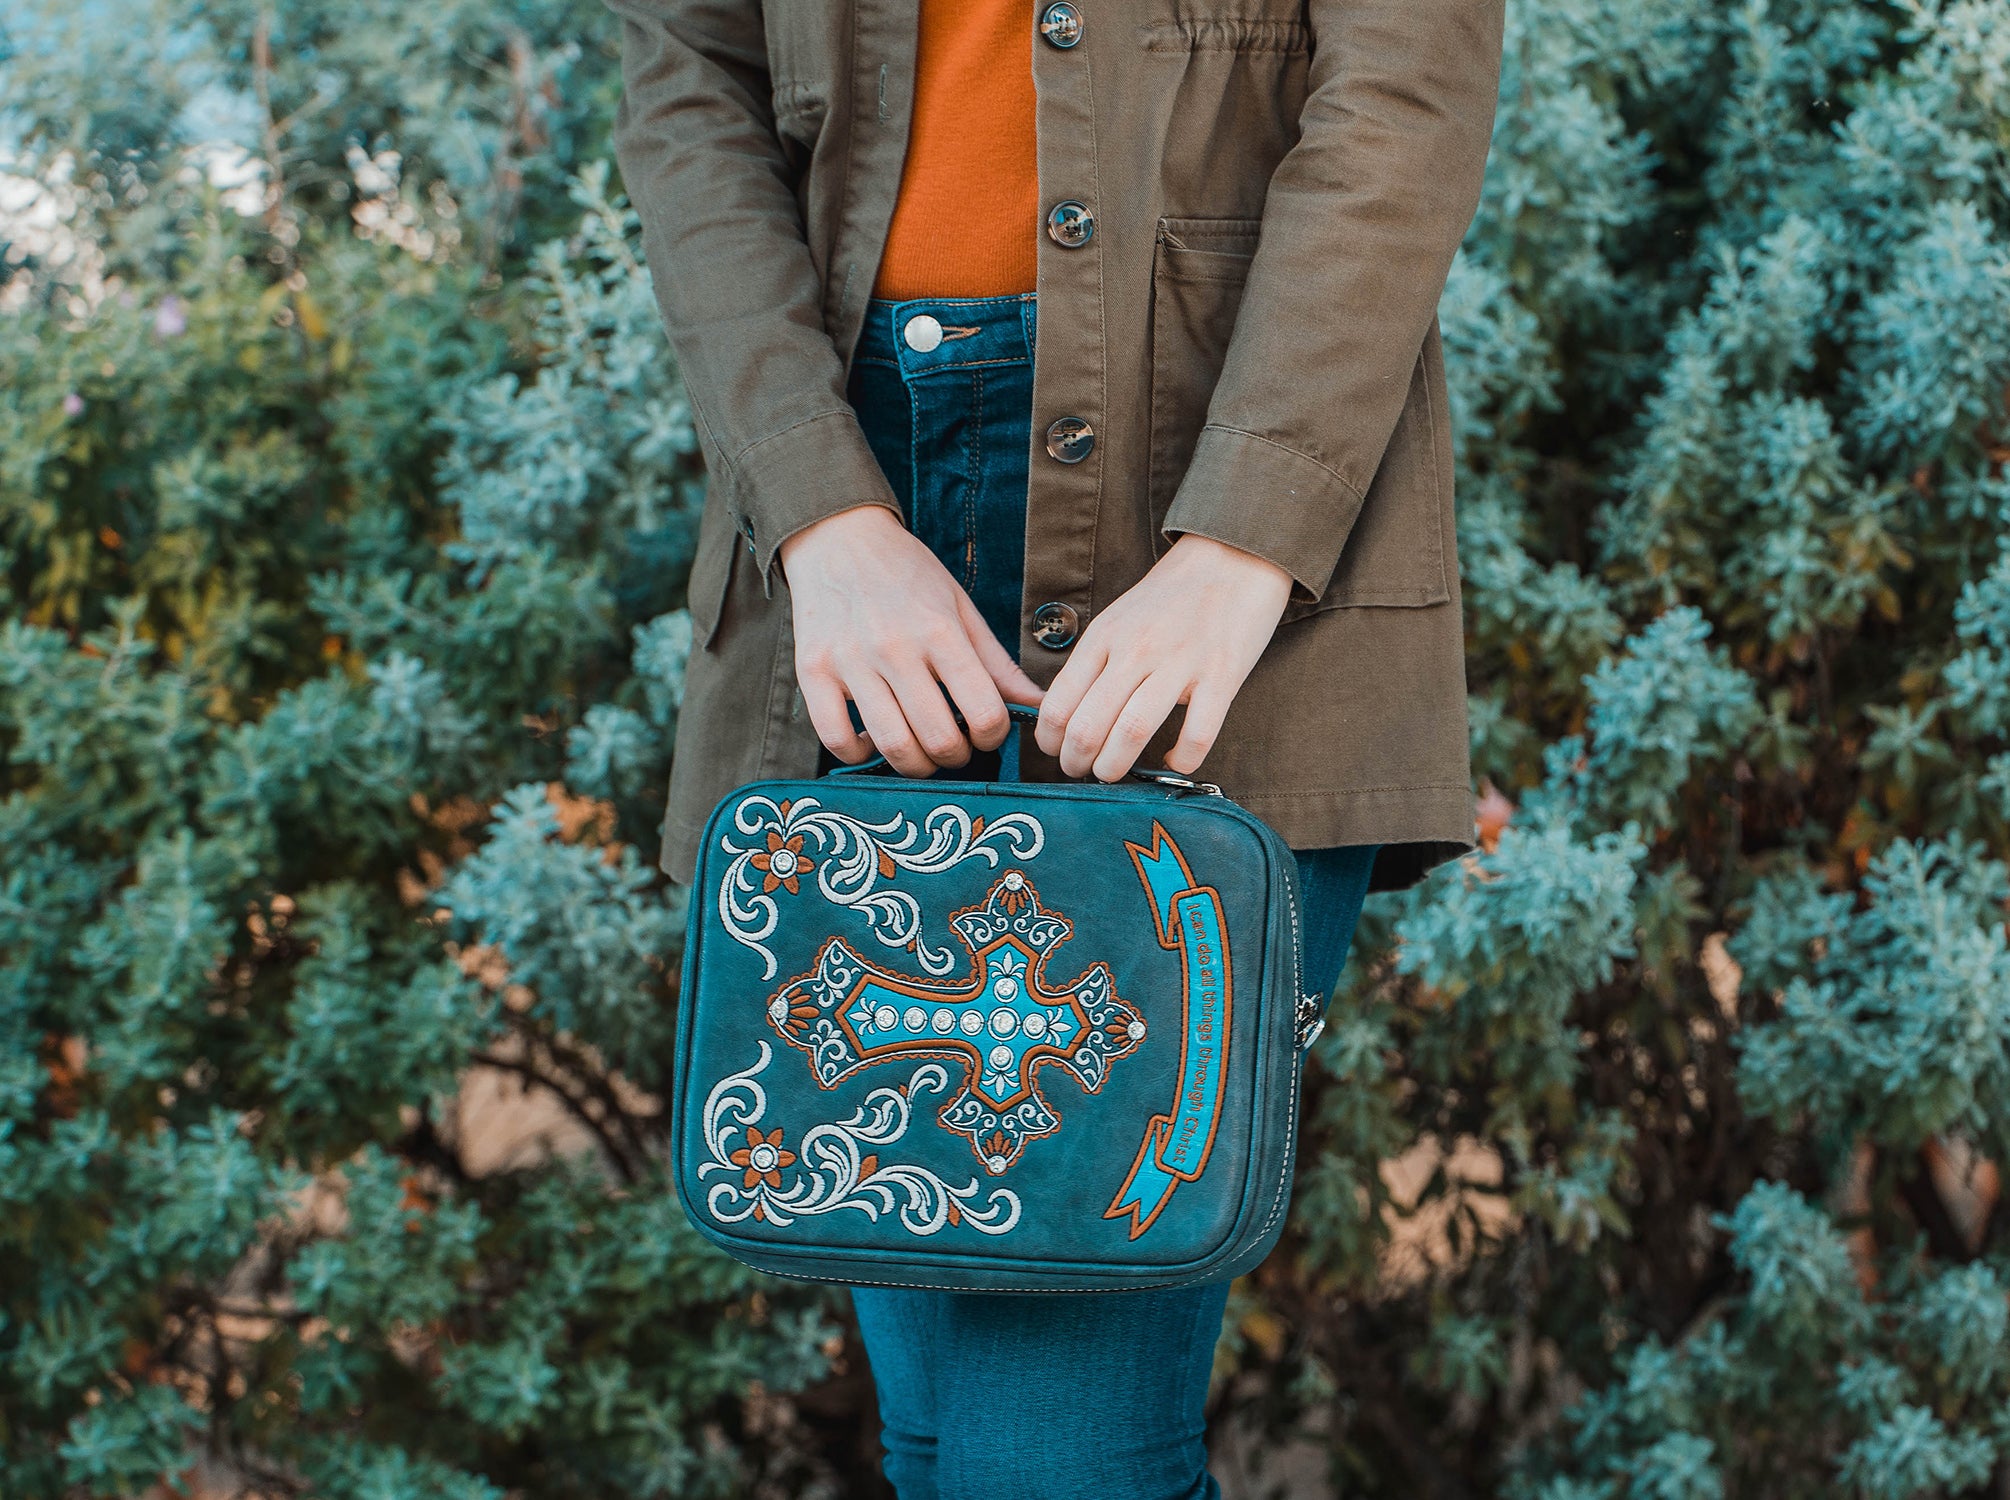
698;1041;1022;1236
718;794;1044;979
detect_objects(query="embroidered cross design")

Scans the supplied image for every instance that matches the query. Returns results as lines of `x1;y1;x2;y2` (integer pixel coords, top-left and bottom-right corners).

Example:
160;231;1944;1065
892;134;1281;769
766;869;1146;1174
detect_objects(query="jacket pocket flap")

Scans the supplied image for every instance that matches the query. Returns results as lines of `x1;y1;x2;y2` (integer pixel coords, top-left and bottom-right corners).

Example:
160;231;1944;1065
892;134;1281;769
1157;217;1263;280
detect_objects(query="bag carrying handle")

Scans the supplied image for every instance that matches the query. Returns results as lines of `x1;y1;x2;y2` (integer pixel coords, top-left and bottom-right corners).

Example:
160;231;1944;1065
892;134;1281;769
825;702;1220;795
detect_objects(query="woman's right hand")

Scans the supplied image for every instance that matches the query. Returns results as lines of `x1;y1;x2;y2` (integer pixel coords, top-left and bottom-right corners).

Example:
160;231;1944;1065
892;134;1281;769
778;504;1045;776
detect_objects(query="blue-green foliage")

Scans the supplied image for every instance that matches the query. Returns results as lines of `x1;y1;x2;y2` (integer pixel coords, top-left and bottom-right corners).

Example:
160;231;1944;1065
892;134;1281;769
1738;839;2010;1159
1277;0;2010;1494
4;0;2010;1494
0;3;843;1493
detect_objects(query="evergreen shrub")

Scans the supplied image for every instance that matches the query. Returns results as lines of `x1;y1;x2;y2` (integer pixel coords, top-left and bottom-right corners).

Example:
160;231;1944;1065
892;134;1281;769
2;0;2007;1494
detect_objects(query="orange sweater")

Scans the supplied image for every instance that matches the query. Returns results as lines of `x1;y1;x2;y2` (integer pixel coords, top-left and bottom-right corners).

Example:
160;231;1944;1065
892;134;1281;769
872;0;1039;300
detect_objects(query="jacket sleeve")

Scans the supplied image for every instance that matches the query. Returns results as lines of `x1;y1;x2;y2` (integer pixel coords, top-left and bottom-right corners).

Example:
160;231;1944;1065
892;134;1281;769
1158;0;1505;603
606;0;900;591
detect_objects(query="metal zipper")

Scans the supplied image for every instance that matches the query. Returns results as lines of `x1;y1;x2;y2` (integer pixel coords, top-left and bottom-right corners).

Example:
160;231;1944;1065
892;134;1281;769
1285;865;1324;1050
1127;767;1224;795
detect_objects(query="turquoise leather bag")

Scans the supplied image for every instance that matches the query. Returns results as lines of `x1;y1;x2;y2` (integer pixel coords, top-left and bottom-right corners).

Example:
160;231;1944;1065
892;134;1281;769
671;711;1328;1293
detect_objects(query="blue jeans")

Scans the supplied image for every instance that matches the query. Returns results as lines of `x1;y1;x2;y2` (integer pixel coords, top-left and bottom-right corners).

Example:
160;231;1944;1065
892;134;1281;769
832;294;1379;1500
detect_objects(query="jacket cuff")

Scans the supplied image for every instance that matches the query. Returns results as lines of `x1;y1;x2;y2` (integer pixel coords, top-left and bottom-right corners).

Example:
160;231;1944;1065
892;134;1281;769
1159;424;1367;603
730;409;902;590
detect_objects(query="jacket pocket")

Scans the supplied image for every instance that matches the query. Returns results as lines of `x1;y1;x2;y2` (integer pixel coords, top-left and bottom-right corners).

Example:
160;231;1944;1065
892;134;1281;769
1148;216;1262;557
1146;218;1453;620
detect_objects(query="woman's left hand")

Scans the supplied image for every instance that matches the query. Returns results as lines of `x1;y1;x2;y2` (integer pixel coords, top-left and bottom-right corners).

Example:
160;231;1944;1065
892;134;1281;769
1033;533;1294;781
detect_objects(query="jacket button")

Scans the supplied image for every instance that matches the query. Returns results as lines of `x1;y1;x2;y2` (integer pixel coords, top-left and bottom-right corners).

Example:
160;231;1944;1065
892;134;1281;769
1046;201;1094;248
1032;601;1080;649
1039;2;1083;48
1045;416;1095;463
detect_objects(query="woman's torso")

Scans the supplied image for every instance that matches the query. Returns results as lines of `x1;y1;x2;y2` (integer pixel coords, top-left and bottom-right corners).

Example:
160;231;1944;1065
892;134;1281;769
653;0;1491;892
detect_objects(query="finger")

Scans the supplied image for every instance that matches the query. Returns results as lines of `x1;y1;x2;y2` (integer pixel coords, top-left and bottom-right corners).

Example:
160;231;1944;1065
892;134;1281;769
801;667;873;764
885;661;972;769
849;673;935;778
1164;678;1232;774
929;626;1013;754
1034;633;1109;758
1092;671;1187;783
957;592;1045;711
1058;651;1149;780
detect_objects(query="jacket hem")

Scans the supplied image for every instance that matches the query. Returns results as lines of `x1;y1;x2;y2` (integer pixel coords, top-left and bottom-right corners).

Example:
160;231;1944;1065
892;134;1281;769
1209;780;1474;892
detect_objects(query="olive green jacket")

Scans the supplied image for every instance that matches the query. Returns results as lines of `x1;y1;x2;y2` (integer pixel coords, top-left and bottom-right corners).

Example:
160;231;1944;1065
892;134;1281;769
608;0;1504;891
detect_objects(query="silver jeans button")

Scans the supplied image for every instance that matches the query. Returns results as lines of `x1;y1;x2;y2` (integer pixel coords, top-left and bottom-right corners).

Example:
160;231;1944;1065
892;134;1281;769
903;313;945;353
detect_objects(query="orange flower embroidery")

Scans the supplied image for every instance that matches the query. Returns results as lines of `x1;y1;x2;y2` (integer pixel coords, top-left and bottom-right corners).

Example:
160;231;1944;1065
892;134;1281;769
728;1126;796;1189
750;831;814;894
996;870;1032;914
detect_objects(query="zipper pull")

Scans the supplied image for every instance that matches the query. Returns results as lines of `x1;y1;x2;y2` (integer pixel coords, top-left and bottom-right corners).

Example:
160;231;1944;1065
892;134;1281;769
1295;992;1327;1050
1127;768;1224;796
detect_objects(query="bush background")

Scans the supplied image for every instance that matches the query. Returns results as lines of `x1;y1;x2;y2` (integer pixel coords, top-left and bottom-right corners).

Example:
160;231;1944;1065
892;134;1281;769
3;0;2008;1495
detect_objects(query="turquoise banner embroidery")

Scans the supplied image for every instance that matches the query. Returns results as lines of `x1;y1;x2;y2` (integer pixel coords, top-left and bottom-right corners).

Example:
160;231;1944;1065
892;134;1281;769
1106;822;1233;1239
